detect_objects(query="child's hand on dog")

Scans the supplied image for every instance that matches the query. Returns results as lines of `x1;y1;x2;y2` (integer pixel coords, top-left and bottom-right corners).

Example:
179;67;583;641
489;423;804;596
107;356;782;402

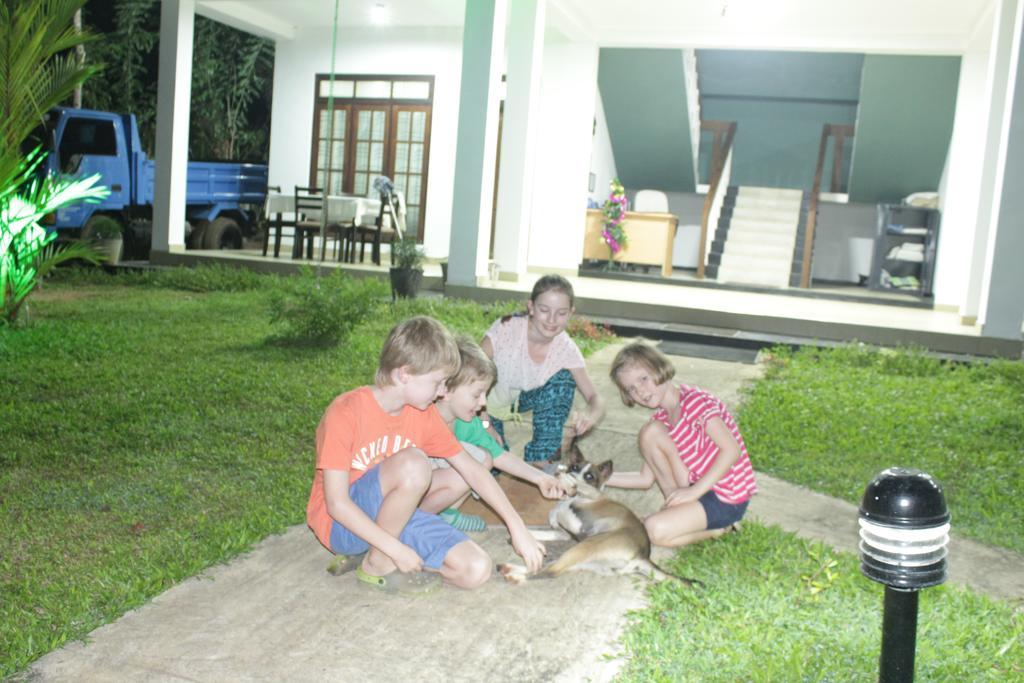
538;474;568;499
510;527;546;573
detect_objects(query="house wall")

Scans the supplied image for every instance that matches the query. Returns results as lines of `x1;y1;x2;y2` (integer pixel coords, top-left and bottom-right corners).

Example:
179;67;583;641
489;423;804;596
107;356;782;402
527;41;600;272
267;27;462;258
589;88;617;206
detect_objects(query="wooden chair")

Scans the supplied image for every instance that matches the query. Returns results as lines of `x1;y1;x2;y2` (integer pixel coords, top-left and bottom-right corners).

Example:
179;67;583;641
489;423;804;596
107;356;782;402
262;185;290;258
293;186;347;260
352;190;406;265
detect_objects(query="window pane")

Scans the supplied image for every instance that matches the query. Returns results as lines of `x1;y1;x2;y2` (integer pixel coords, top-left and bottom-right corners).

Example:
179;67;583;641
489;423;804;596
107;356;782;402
330;141;345;170
392;81;430;100
371;111;386;141
357;112;371;139
355;142;369;170
409;143;423;173
411;111;426;141
355;80;391;98
355;173;368;196
395;143;408;173
327;172;344;195
316;170;325;188
317;139;327;161
320;80;354;98
407;175;421;202
330;110;346;136
407;207;420;233
370;142;384;171
396;111;410;141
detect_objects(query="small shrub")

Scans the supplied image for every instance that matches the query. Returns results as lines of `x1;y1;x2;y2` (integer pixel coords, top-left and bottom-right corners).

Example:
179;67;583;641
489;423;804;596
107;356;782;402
86;215;123;239
567;315;617;355
269;267;389;345
390;235;424;270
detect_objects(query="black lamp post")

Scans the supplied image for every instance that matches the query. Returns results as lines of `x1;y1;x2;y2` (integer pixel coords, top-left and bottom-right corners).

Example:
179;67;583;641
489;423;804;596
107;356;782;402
858;467;950;683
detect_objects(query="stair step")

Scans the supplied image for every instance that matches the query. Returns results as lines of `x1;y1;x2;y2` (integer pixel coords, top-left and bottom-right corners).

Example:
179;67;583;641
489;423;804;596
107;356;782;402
729;205;802;223
723;240;794;260
732;196;804;213
735;186;805;200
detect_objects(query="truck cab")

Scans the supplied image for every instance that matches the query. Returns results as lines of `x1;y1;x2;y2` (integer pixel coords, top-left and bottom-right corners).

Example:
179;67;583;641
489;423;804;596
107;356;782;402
33;108;268;255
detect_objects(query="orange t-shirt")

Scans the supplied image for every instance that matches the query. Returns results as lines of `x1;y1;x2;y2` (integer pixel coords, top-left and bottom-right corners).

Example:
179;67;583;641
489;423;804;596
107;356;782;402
306;386;461;549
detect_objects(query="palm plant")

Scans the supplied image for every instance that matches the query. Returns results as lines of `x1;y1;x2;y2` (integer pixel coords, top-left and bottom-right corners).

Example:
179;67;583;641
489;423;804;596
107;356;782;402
0;0;109;325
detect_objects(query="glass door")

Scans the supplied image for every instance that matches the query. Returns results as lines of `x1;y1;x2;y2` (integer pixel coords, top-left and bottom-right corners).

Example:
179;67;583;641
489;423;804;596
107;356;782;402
350;106;389;197
313;105;348;194
390;105;430;239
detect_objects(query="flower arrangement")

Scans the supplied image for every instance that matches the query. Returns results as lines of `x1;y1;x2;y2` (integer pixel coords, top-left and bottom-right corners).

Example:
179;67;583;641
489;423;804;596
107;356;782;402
601;178;628;258
371;175;394;198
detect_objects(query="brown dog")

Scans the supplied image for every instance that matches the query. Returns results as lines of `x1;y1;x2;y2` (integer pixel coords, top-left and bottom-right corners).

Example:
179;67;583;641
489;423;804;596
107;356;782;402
498;439;701;587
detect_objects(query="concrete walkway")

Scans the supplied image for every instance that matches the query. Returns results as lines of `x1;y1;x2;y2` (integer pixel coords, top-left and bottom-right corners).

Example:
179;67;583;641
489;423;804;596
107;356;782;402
23;342;1024;682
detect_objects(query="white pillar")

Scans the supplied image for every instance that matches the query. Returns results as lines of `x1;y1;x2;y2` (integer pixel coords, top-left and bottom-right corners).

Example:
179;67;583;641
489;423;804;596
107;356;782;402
152;0;195;253
962;0;1018;324
981;0;1024;340
492;0;545;281
447;0;506;286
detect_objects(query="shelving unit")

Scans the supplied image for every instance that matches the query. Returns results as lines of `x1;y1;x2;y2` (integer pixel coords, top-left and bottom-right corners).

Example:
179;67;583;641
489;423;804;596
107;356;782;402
869;204;940;298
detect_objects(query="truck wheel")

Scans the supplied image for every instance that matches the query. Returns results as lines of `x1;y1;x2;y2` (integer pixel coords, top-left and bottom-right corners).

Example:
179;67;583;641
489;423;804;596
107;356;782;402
187;220;209;249
203;217;243;250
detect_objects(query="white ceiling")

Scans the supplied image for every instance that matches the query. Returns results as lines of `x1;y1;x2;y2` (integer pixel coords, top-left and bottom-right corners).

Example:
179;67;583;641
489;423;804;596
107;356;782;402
198;0;994;54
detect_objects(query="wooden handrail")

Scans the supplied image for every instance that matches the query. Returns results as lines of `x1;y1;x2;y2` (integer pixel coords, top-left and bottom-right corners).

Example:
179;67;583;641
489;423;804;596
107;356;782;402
697;120;737;279
800;123;854;288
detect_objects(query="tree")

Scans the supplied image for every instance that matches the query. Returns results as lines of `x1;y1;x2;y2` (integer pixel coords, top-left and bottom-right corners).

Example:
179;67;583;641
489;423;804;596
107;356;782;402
0;0;109;325
80;1;273;161
81;0;159;153
189;16;273;161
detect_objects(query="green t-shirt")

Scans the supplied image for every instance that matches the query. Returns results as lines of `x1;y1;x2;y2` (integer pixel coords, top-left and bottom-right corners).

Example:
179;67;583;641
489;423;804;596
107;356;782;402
453;416;506;458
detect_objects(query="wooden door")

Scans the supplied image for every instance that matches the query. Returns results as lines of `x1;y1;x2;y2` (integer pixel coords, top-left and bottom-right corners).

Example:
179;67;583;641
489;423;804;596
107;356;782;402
389;105;431;239
350;106;390;197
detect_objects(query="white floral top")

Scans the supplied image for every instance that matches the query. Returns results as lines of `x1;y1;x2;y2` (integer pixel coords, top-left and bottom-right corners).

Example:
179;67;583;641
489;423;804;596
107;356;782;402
484;315;584;412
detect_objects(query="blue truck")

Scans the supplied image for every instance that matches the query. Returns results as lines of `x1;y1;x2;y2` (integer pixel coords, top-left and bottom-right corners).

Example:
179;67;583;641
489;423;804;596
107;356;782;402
36;107;268;258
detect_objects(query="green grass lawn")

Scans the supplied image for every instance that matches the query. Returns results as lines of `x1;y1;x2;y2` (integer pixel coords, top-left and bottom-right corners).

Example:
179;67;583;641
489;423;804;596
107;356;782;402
2;269;1021;679
0;270;555;677
738;345;1024;554
616;523;1023;682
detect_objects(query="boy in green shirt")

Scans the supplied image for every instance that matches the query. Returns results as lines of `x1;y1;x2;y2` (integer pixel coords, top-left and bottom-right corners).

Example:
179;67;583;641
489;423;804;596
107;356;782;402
426;337;567;531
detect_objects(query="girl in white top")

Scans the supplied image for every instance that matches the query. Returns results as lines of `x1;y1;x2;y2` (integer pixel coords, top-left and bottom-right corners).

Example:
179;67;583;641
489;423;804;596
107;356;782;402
480;275;605;464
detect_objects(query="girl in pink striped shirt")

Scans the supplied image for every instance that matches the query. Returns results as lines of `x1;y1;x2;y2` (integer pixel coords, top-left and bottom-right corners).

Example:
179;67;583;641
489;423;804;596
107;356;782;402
606;342;757;547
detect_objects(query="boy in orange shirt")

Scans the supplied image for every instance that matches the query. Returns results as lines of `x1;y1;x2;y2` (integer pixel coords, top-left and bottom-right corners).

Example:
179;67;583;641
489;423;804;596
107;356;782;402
306;316;544;592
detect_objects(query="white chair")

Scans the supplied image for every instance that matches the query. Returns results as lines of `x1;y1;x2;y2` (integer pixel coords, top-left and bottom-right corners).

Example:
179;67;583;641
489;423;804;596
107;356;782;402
634;189;669;213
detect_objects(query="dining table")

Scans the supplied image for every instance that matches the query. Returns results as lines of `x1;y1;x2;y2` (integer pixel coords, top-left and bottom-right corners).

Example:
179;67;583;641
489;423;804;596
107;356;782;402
263;192;382;260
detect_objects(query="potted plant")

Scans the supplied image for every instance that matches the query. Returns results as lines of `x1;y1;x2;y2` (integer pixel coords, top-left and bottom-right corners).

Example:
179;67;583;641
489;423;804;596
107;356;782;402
84;215;123;265
389;235;424;299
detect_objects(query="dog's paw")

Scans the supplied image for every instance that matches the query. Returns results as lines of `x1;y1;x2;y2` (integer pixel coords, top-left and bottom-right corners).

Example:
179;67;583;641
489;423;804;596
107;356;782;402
497;563;528;585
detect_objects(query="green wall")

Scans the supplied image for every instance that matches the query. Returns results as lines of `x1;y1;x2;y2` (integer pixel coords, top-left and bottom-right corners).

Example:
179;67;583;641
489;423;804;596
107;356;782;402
697;50;863;189
848;55;961;204
597;49;696;192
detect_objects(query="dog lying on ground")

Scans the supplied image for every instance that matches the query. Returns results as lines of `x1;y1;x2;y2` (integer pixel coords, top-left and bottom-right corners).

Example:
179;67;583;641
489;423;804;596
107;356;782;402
497;438;702;587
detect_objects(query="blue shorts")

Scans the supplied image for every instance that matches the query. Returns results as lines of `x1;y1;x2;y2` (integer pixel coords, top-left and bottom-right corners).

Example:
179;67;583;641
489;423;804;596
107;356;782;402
328;464;468;570
699;490;749;530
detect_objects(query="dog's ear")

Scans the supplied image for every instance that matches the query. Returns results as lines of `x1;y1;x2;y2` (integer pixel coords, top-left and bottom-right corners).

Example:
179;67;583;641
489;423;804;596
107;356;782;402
566;440;585;466
595;459;614;485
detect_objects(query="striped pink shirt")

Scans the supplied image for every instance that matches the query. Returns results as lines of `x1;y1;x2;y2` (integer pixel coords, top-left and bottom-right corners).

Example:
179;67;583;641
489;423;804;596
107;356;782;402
652;385;757;505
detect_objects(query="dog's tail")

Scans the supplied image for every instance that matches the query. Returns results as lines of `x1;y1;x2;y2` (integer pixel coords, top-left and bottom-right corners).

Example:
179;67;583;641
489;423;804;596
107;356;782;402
636;559;704;588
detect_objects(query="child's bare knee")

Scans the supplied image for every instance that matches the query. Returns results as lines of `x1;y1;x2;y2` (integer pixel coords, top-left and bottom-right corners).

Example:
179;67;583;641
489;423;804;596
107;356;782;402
389;448;432;490
446;544;493;589
638;421;669;451
644;516;670;546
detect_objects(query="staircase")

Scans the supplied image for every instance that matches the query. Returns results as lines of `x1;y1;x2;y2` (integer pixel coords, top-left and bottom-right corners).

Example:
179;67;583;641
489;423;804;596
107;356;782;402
705;186;807;289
